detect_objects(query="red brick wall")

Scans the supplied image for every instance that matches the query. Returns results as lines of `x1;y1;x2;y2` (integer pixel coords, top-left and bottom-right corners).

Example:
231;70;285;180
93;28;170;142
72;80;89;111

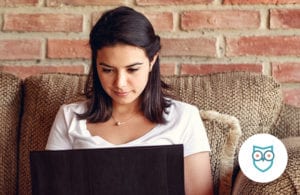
0;0;300;107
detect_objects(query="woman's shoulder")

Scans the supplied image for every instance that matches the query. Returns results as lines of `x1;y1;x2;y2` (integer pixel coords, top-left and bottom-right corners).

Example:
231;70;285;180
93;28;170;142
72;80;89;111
59;101;88;114
169;99;199;113
165;99;200;121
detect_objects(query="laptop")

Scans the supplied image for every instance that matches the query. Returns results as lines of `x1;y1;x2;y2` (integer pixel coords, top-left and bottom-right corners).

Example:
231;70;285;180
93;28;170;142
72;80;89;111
30;144;184;195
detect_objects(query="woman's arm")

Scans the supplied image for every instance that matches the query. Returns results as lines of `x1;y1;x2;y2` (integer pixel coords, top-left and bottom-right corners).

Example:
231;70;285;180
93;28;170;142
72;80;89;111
46;105;73;150
184;151;213;195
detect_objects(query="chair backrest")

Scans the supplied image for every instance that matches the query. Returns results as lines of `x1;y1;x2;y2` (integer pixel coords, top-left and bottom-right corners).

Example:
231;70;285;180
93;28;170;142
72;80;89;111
270;103;300;138
19;73;87;194
18;71;282;195
163;71;282;149
0;72;22;195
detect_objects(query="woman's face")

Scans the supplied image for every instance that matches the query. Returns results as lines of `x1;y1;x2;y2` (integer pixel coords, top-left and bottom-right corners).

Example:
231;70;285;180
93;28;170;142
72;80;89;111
96;44;157;107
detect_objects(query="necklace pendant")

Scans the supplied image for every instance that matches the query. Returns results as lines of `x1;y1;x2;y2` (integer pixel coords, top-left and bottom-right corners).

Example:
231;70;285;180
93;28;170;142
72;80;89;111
115;121;121;126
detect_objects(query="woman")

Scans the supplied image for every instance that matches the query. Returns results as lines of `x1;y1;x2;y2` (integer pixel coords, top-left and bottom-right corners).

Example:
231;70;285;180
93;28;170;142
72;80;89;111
46;6;213;195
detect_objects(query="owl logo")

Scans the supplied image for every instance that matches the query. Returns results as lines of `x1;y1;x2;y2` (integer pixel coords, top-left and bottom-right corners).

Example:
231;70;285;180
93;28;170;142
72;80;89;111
252;145;274;172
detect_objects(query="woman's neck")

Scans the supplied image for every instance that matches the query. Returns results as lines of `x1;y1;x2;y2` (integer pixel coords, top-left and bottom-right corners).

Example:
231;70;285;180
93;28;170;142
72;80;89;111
112;101;141;117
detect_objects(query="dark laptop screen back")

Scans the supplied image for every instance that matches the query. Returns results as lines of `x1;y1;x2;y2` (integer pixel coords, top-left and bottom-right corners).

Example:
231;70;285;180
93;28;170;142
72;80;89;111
30;144;184;195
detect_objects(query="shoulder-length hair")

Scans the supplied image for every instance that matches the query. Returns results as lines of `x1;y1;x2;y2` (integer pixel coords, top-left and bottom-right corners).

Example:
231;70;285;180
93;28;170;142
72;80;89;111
78;6;172;123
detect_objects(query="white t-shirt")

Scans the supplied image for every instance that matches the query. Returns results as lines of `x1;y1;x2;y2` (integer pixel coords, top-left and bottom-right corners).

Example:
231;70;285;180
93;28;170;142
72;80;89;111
46;99;210;157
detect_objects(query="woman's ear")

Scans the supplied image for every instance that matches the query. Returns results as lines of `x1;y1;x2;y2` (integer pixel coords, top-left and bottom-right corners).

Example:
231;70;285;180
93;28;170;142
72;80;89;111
150;53;159;71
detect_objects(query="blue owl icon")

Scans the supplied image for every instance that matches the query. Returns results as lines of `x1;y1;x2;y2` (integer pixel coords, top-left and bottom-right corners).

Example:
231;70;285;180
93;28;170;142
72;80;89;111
252;145;274;172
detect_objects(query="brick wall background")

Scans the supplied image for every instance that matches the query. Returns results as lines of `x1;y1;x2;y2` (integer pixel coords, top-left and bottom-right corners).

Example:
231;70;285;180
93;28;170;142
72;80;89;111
0;0;300;107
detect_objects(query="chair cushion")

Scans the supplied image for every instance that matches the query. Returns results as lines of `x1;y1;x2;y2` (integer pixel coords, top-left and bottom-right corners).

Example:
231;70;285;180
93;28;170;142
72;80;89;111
18;73;87;194
163;72;282;149
200;110;241;195
0;72;22;195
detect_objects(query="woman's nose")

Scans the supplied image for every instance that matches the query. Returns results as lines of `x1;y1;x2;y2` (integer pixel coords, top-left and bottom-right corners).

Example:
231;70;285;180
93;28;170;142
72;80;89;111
115;71;127;88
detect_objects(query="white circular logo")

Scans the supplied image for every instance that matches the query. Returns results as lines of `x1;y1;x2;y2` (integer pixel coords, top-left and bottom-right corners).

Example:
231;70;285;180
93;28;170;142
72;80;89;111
238;133;288;183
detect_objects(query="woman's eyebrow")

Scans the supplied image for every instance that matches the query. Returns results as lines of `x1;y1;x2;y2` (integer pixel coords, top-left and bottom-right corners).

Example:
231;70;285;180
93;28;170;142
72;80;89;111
98;62;112;67
98;62;143;67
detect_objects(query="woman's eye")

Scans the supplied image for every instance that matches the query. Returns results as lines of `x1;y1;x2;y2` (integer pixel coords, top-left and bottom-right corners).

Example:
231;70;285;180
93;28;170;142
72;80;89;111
102;68;113;73
128;68;138;73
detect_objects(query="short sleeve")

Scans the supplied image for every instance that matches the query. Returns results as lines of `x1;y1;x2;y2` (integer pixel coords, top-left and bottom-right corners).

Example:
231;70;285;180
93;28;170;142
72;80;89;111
182;105;210;157
45;105;73;150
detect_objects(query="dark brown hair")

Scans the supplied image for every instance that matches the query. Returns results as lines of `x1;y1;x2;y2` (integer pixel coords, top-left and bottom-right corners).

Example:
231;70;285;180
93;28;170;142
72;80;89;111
78;6;171;123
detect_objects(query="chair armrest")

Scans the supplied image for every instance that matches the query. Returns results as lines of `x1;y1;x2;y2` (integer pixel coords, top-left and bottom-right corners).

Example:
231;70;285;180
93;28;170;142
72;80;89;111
270;103;300;138
232;136;300;194
200;110;241;195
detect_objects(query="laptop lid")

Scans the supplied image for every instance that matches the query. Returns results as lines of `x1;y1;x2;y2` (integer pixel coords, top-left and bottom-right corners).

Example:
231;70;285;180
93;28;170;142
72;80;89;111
30;144;184;195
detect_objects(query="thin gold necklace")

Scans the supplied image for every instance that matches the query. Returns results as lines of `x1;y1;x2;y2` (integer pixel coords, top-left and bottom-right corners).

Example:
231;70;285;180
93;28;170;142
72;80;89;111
111;113;137;126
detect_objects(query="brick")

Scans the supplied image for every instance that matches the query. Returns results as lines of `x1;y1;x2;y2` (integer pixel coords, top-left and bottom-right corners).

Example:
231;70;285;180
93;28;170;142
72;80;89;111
270;9;300;29
180;64;262;75
282;88;300;107
91;12;173;32
46;0;124;6
4;13;83;32
272;63;300;82
181;10;260;30
0;40;42;60
226;36;300;56
0;0;38;6
160;63;176;75
91;12;103;27
223;0;300;4
0;65;85;79
137;0;212;5
161;38;216;57
47;39;90;59
145;12;173;32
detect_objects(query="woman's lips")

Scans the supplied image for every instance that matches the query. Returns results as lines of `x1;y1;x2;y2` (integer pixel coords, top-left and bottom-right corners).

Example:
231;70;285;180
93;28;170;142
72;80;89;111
114;91;129;97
